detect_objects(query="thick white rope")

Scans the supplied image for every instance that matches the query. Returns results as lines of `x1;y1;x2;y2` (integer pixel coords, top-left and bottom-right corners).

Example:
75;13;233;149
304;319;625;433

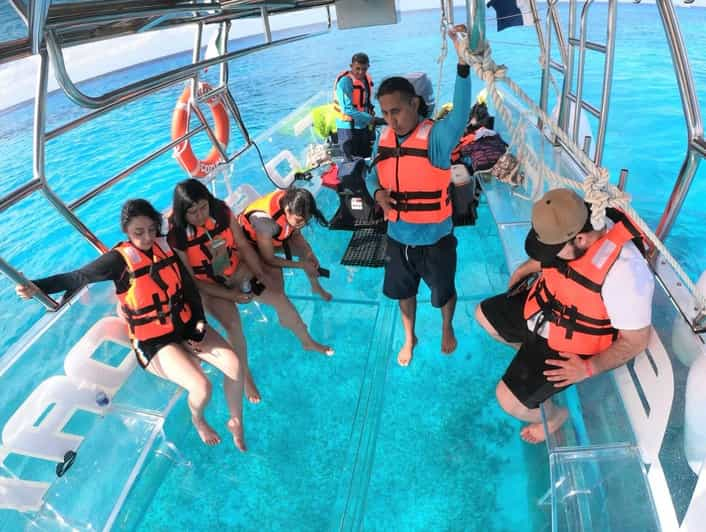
458;37;697;295
435;4;450;113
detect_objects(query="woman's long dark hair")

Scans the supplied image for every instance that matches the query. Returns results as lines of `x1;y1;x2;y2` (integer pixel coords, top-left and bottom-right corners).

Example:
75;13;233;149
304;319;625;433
376;76;429;118
171;178;218;230
280;187;328;227
120;199;163;234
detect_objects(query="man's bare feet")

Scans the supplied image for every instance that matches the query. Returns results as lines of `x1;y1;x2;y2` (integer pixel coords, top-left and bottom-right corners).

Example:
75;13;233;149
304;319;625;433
520;407;568;444
244;373;261;404
193;416;221;446
227;417;247;452
397;336;418;367
441;325;457;355
303;339;334;356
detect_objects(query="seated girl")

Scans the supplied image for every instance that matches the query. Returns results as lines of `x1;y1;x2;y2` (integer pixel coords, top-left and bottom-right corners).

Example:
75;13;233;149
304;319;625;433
169;180;333;367
239;188;334;351
15;199;248;451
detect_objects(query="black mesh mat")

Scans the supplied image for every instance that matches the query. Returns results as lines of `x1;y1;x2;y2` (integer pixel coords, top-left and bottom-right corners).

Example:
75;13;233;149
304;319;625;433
340;225;387;267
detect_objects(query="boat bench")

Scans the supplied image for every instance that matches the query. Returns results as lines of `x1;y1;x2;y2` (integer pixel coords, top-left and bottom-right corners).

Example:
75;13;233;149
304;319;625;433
482;179;663;531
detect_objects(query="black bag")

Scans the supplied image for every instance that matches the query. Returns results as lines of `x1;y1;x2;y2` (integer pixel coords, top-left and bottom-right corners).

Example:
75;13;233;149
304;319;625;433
328;159;382;230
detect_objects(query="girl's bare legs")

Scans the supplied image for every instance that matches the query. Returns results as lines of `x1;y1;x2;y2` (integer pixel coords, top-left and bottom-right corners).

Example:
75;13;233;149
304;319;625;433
203;294;261;403
187;324;247;451
148;344;221;446
289;238;332;301
258;265;333;356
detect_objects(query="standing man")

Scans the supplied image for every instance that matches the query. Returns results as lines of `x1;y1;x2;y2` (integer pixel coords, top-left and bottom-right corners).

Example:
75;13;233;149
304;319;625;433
333;52;375;160
475;188;654;443
367;25;470;366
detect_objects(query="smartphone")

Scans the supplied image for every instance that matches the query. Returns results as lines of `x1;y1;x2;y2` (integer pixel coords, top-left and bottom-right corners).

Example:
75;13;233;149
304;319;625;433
251;279;266;296
317;267;330;278
506;272;539;298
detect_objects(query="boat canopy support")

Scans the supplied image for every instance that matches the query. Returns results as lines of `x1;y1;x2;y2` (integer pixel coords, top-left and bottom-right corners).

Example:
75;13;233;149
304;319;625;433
537;0;617;166
653;0;705;242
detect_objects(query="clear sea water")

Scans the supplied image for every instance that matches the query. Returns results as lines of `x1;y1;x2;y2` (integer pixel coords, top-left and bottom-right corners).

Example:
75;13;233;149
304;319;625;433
0;4;705;530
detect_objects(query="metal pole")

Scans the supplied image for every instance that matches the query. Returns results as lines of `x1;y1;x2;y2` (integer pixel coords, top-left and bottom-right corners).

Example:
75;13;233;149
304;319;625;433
571;0;594;145
34;50;107;254
593;0;617;165
467;0;485;51
558;0;576;135
45;30;330;109
655;150;702;240
0;257;59;310
261;6;272;44
654;0;705;240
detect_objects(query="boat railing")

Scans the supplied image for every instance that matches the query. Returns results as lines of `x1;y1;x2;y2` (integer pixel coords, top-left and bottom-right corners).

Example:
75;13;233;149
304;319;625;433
653;0;705;244
0;11;332;312
537;0;617;166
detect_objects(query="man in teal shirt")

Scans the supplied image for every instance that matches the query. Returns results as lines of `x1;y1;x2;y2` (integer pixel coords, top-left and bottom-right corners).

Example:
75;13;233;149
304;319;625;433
366;25;470;366
333;52;375;160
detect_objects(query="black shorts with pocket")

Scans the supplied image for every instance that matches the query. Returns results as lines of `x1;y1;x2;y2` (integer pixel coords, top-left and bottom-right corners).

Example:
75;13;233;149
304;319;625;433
383;233;457;308
480;290;565;409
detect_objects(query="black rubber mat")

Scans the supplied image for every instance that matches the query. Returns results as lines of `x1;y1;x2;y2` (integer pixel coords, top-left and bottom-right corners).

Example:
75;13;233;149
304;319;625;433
340;225;387;267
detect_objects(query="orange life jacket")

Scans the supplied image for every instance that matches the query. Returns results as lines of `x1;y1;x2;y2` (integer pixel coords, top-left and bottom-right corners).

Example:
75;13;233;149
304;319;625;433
184;216;239;285
333;70;374;122
451;132;476;163
115;238;192;343
239;190;294;248
523;210;647;355
372;119;452;223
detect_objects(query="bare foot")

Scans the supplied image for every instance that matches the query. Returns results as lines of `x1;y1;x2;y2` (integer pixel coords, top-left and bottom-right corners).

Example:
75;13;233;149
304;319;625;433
244;373;261;404
193;416;221;446
520;407;568;444
441;326;457;355
303;339;334;356
314;287;333;302
227;418;247;452
397;336;418;367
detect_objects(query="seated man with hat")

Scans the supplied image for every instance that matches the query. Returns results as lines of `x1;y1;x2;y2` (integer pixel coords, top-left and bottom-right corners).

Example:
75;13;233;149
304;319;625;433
475;188;654;442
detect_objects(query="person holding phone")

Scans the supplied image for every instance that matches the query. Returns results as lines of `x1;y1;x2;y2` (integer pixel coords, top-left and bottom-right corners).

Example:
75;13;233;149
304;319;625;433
238;186;334;356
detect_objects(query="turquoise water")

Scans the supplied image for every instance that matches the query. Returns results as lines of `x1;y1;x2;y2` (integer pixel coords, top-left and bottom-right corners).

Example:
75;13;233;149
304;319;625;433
0;4;705;530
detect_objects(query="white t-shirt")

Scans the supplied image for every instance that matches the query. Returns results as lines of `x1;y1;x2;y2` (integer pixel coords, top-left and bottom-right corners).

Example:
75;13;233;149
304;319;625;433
529;233;654;337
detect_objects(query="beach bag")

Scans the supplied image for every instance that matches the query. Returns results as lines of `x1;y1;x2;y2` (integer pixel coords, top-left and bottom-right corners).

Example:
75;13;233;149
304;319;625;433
490;150;524;186
467;134;508;171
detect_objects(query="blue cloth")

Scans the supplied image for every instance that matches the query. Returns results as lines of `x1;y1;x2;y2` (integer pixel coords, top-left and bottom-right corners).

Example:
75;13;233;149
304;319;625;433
487;0;529;32
335;75;373;130
366;69;471;246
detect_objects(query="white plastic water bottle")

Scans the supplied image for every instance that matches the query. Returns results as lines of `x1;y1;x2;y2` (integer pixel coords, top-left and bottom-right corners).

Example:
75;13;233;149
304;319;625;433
96;391;110;407
240;279;252;295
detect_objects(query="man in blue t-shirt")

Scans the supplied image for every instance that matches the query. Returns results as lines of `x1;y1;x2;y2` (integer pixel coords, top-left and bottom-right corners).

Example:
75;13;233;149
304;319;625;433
333;52;375;160
366;25;470;366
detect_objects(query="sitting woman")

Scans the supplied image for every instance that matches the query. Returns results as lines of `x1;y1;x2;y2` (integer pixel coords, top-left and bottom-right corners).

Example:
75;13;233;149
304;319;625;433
239;188;334;351
15;199;248;451
170;181;333;365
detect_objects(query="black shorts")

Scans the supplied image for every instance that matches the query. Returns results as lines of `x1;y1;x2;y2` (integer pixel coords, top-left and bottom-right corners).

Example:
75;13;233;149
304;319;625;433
383;233;457;308
480;290;564;409
131;316;199;369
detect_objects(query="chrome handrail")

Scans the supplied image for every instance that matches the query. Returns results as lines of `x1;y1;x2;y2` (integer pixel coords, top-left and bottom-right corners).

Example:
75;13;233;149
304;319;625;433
45;29;330;109
654;0;705;241
34;49;108;254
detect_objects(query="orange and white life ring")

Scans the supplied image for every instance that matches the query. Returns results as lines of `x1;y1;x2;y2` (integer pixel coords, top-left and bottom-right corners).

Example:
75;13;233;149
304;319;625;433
171;83;230;178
